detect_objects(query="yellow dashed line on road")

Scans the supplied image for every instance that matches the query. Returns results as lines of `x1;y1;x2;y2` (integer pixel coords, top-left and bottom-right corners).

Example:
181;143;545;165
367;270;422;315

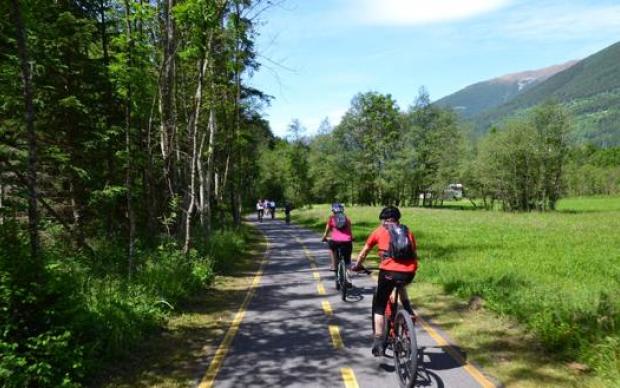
321;300;333;316
418;317;495;387
328;325;343;349
341;367;360;388
293;237;362;388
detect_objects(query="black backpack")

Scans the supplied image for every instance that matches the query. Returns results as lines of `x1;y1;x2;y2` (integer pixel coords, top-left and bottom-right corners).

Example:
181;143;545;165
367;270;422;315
384;223;415;260
334;212;347;230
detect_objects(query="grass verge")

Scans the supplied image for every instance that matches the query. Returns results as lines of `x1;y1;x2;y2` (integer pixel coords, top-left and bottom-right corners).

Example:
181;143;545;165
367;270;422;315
95;224;266;387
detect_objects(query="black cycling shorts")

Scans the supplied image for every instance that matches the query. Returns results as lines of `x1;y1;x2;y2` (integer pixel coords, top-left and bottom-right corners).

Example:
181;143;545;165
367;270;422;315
328;240;352;265
372;269;415;316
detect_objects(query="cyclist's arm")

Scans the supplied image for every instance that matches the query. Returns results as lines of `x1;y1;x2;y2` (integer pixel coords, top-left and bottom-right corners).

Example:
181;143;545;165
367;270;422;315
321;221;331;241
355;243;372;266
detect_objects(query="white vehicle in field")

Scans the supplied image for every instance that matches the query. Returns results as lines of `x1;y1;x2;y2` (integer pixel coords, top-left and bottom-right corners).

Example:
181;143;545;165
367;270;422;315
443;183;463;200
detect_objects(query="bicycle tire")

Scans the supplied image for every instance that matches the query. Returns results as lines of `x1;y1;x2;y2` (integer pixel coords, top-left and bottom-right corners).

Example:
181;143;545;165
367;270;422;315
335;254;341;290
393;310;418;388
339;256;347;301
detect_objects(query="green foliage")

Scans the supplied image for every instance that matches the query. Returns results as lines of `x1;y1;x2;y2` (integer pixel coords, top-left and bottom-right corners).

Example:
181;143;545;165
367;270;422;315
305;89;466;207
564;146;620;196
0;219;256;386
293;201;620;382
470;102;570;210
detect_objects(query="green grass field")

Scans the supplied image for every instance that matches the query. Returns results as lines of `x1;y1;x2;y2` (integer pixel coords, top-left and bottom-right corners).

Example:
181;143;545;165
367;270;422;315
292;196;620;381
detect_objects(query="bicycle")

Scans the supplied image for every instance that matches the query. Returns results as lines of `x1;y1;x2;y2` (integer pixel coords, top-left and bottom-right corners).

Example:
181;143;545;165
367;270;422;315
324;240;350;301
356;265;418;388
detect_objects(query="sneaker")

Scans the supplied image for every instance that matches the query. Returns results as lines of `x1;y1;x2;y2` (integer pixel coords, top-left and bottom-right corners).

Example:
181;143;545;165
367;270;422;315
371;336;384;357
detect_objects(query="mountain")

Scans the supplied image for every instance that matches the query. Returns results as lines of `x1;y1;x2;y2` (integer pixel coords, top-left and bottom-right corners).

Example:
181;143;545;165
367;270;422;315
453;41;620;146
435;61;578;119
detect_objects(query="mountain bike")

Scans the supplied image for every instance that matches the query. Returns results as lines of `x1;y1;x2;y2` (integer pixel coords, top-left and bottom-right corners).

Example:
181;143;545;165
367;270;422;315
356;265;418;388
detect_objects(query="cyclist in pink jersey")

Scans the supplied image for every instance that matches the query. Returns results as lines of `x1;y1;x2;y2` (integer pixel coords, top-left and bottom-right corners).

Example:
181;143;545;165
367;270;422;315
321;203;354;286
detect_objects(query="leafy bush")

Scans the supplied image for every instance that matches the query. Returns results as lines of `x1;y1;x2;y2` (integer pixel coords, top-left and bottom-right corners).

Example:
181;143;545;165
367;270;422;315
0;221;237;386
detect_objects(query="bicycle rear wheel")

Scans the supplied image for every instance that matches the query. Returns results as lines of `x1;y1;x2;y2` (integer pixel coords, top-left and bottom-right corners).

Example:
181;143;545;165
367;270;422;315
338;257;347;301
393;310;418;388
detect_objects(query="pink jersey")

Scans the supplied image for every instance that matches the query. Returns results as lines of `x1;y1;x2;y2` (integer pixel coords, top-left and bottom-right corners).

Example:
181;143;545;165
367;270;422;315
327;215;353;242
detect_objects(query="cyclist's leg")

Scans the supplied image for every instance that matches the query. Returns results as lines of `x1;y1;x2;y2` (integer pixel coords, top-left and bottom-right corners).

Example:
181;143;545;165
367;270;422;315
396;272;416;315
373;270;396;337
328;240;336;271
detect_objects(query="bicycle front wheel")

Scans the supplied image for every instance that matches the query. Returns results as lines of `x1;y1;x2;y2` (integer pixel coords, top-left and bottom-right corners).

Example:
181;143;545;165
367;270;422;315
393;310;418;388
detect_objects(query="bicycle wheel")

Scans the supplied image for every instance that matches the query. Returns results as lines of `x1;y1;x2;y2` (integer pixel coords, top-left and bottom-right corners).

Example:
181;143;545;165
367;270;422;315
339;257;347;301
393;310;418;388
335;255;341;290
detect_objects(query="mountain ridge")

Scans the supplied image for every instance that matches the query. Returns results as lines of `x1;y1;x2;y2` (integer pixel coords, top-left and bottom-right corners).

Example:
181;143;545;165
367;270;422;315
436;41;620;146
434;61;578;118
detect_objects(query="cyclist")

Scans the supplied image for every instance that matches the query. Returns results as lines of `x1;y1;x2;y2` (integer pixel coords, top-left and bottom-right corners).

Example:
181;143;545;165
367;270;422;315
284;202;292;224
321;203;353;287
256;199;264;222
352;205;418;356
269;200;276;219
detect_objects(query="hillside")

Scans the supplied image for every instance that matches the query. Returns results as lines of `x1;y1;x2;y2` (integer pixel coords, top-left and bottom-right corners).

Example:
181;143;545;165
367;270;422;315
471;41;620;146
435;61;577;118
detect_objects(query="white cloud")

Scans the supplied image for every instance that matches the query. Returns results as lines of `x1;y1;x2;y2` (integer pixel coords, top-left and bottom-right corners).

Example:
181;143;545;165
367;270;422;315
352;0;511;26
499;3;620;41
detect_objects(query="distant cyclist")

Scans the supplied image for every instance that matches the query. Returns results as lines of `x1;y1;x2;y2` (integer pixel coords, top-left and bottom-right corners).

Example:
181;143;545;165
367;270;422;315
284;202;292;224
352;205;418;356
256;199;264;222
321;203;354;287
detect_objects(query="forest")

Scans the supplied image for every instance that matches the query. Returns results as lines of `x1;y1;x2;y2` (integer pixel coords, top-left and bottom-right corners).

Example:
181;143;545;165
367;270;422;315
1;0;619;385
1;0;272;385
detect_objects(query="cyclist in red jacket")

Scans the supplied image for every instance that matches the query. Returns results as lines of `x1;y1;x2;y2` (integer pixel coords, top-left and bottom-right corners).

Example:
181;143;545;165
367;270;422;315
352;206;418;356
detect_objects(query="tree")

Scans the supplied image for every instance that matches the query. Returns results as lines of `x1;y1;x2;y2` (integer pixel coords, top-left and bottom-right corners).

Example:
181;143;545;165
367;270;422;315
473;102;571;211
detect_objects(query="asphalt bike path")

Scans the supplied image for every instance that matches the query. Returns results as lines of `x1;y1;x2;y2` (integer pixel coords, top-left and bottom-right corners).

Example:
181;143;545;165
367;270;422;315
199;216;497;387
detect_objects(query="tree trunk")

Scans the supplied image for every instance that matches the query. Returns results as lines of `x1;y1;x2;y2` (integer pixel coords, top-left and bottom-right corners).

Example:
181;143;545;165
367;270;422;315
203;108;217;235
159;0;176;198
197;134;206;227
0;175;4;225
10;0;40;259
182;53;209;254
124;0;136;279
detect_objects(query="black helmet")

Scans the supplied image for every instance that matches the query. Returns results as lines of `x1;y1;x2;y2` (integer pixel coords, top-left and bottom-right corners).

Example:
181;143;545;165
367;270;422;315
379;206;401;221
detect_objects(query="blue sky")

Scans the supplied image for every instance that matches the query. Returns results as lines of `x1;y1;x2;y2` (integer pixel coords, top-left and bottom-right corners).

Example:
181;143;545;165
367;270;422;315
248;0;620;137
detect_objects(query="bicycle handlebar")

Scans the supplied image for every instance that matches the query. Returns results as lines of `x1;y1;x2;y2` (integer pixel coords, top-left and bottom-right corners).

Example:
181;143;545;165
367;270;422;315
351;263;373;275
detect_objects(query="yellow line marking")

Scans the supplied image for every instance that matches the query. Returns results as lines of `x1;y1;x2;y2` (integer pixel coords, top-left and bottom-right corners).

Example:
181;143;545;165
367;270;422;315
321;300;333;316
418;317;496;388
313;271;321;280
198;237;269;388
328;325;343;349
341;367;359;388
317;282;326;295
